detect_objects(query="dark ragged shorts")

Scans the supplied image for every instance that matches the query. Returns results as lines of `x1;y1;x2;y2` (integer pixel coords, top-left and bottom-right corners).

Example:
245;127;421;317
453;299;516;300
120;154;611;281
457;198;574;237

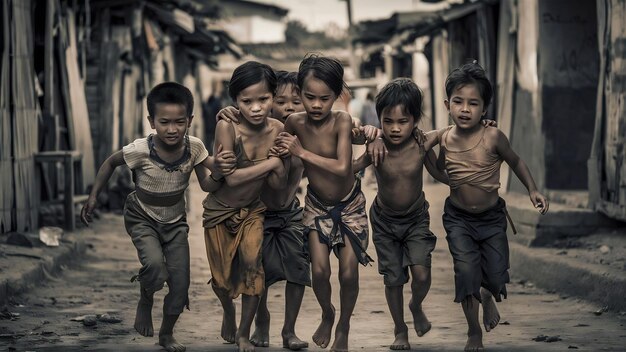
124;192;190;315
262;198;311;287
443;197;510;303
370;195;436;287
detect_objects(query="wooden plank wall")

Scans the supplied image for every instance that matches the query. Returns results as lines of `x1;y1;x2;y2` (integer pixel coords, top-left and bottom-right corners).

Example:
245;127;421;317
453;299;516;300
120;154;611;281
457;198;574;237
9;0;39;231
63;9;95;187
596;0;626;220
1;0;13;232
496;0;517;191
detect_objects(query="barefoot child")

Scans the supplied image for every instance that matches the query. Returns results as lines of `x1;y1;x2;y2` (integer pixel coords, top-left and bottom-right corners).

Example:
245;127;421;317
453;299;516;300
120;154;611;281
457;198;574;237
202;61;286;352
216;70;378;351
276;54;373;352
81;82;235;352
353;78;447;350
437;62;549;351
251;71;310;351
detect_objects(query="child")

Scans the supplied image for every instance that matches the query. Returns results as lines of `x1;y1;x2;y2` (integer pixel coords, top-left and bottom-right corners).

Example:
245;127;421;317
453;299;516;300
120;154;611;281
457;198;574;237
202;61;286;352
251;71;311;351
437;62;548;352
276;54;373;352
80;82;235;352
216;70;377;351
352;78;447;350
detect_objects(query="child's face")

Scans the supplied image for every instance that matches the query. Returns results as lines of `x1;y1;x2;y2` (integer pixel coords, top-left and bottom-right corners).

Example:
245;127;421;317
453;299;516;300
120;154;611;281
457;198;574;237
149;103;191;147
300;74;337;121
272;83;303;123
445;83;486;130
380;105;415;146
236;81;273;126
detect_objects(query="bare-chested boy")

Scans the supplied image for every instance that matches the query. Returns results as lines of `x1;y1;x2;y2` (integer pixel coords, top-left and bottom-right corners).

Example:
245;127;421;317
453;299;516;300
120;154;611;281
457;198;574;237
353;78;446;350
276;54;373;352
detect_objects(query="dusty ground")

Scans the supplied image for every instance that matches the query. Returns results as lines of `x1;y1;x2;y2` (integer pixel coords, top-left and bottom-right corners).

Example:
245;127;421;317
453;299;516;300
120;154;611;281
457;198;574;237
1;176;626;351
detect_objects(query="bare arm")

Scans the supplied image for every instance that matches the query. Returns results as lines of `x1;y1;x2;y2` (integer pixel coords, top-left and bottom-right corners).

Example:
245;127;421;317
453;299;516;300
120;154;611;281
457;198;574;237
424;149;449;184
81;150;126;225
267;157;288;189
214;120;281;187
195;161;223;193
353;150;372;173
278;113;353;177
495;129;549;214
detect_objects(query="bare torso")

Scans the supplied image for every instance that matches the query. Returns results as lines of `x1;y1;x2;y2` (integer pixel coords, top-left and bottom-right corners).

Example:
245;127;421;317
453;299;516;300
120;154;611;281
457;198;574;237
214;119;283;208
289;111;355;203
375;140;425;211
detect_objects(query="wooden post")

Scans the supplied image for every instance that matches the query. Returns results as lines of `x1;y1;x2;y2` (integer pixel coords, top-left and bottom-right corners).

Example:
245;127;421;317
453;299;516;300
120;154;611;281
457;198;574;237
44;0;54;117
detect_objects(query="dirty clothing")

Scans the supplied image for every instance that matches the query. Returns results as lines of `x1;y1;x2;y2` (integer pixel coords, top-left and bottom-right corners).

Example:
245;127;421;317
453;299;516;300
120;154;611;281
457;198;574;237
303;179;373;266
122;134;209;223
442;197;510;303
370;193;437;286
124;192;190;315
262;198;311;287
202;193;266;298
440;126;502;192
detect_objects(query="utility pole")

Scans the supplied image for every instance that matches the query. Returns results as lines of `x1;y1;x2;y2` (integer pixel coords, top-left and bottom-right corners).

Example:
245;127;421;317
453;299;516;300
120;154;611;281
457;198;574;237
340;0;359;79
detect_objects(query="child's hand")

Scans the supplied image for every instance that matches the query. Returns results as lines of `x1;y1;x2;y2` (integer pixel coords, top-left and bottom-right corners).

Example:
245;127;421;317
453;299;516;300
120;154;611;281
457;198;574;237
361;125;380;142
529;191;549;214
269;146;289;159
481;118;498;128
80;197;97;226
214;144;236;176
367;138;388;167
276;132;304;158
216;106;241;124
351;127;366;145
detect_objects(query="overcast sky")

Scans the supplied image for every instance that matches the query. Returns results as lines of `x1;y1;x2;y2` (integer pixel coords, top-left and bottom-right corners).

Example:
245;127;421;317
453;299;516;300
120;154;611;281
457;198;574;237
253;0;439;30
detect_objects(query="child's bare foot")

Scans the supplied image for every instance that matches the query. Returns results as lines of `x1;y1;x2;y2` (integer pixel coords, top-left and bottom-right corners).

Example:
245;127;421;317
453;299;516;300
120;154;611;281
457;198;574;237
464;333;484;352
250;320;270;347
134;289;154;337
312;305;335;348
238;336;256;352
282;333;308;351
481;290;500;332
409;299;431;337
329;323;349;352
222;302;237;343
389;326;410;350
159;334;186;352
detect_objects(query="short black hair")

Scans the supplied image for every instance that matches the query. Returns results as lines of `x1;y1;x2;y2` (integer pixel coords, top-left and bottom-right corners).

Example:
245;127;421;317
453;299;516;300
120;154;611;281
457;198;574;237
276;71;298;88
297;53;347;97
375;78;423;123
445;60;493;109
228;61;277;101
147;82;194;117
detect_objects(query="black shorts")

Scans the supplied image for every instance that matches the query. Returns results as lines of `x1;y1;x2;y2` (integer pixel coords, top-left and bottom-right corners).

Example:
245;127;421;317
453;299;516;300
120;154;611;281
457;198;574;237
442;197;510;303
370;195;436;286
262;199;311;287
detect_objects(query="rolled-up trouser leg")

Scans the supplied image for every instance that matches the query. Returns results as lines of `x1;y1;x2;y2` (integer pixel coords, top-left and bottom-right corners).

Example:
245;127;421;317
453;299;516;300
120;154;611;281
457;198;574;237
129;229;169;293
163;222;191;315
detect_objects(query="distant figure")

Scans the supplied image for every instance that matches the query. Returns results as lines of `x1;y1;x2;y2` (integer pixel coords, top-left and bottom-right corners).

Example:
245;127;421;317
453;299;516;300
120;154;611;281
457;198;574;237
202;81;224;154
80;82;235;352
360;91;379;128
